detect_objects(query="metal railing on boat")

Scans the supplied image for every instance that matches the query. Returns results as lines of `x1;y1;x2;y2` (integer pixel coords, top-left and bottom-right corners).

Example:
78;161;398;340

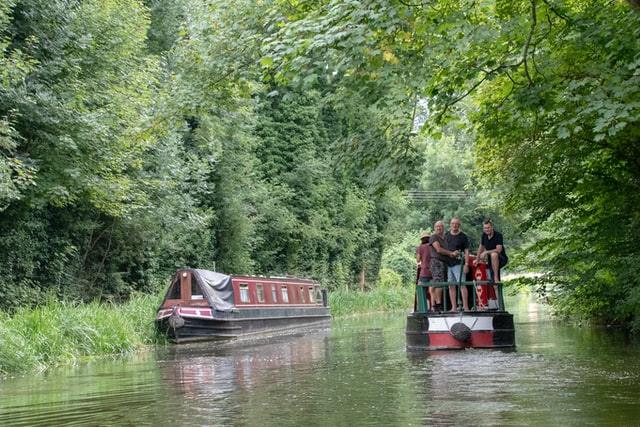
414;280;506;313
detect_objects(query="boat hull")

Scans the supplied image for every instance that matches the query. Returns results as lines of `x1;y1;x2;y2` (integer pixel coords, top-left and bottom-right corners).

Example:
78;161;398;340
156;306;331;343
406;311;515;351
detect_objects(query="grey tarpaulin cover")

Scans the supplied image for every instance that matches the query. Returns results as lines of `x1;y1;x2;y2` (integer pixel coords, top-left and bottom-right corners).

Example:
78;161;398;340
192;269;235;312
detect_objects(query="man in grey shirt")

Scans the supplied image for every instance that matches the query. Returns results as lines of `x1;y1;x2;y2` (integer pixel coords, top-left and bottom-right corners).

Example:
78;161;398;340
430;220;460;312
445;217;470;311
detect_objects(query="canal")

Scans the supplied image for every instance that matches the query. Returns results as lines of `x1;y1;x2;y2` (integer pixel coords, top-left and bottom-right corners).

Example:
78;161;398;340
1;295;639;426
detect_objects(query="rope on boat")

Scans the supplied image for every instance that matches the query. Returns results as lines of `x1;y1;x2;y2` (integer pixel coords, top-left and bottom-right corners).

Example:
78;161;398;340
169;306;185;330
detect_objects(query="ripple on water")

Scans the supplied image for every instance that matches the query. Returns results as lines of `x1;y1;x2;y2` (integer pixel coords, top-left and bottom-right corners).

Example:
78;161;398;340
2;303;640;426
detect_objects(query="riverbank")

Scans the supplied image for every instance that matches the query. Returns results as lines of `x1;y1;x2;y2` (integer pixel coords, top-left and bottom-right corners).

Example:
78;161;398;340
328;286;413;317
0;287;413;375
0;293;163;376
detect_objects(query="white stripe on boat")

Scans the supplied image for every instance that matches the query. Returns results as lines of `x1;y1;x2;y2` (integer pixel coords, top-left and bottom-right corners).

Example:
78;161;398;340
427;316;494;332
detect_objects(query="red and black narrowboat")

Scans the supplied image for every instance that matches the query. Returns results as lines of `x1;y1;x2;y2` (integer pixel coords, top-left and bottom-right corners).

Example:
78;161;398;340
406;258;516;351
156;269;331;343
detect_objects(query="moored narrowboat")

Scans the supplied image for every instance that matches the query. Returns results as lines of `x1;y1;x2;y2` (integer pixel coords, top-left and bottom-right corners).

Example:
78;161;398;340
406;259;516;351
156;269;331;343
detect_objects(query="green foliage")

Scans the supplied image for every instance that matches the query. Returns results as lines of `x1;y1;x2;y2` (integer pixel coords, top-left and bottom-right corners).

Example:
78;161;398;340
0;0;415;311
0;293;162;375
144;0;185;54
377;268;404;289
0;0;169;307
468;2;640;326
381;231;419;286
6;0;157;215
328;286;413;317
252;87;396;287
263;0;422;191
2;0;636;332
266;0;640;328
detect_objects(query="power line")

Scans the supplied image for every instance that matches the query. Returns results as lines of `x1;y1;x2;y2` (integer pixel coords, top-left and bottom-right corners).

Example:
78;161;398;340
405;190;469;201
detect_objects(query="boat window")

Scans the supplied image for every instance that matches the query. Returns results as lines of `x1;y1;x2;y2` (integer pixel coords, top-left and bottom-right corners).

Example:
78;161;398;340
271;285;278;303
167;278;180;299
256;284;265;303
281;285;289;303
239;284;250;303
191;277;203;300
299;286;306;303
308;287;315;303
314;286;322;303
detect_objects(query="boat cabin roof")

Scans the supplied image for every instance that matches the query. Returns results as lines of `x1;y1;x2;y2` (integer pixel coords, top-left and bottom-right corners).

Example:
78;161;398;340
160;269;321;312
231;275;317;285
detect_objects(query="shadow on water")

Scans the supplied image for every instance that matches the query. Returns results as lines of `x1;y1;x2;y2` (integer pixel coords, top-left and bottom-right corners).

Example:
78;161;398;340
1;295;640;426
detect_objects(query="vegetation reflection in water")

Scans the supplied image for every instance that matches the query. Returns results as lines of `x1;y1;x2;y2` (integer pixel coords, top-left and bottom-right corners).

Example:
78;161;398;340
1;295;640;426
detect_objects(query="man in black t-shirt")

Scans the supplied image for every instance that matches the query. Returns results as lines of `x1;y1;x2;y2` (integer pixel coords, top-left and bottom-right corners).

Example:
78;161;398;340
445;217;470;311
429;220;459;311
475;219;508;283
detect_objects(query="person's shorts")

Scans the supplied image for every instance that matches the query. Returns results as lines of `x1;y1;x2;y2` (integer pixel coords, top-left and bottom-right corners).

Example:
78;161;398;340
488;254;508;281
448;264;463;283
418;276;431;285
430;258;446;282
498;253;508;268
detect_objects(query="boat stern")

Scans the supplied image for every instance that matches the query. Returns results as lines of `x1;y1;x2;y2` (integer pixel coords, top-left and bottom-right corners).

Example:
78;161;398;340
406;311;515;351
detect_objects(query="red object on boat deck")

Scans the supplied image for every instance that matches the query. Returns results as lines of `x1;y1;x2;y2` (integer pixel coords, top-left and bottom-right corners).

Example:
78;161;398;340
469;258;497;310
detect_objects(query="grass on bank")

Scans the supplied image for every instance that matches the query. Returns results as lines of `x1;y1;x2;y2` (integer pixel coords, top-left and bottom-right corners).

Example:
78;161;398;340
0;286;414;376
328;286;414;317
0;293;162;376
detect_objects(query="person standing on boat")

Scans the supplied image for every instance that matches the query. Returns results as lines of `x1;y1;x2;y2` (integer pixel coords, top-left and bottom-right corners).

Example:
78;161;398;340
475;219;508;286
416;231;433;309
445;217;470;311
429;220;460;312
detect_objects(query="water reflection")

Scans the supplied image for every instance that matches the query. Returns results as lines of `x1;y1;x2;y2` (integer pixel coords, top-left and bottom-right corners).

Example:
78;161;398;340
0;355;171;426
158;329;330;397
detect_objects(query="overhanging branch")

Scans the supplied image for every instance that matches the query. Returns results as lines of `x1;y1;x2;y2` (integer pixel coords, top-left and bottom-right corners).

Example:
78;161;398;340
523;0;537;86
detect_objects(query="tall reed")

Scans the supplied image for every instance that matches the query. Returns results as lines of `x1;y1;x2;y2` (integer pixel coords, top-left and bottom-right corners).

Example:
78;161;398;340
0;293;163;376
328;286;414;317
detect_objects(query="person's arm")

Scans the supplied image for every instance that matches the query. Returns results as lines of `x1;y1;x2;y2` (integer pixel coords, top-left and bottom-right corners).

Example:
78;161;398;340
486;245;503;255
475;243;485;265
479;244;503;261
433;241;458;257
463;242;470;273
481;233;504;257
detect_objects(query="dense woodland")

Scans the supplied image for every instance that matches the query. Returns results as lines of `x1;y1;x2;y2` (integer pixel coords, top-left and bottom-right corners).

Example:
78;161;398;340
0;1;639;329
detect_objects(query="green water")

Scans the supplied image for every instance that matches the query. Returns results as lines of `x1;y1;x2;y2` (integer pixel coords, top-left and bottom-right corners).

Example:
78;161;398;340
1;296;639;426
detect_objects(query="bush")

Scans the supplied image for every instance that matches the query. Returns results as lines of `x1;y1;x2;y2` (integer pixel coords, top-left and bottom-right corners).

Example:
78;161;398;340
377;268;404;288
328;287;413;317
0;293;163;376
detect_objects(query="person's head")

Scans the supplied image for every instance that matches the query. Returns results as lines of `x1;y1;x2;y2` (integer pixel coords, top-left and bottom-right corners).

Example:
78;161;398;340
483;219;494;235
420;230;430;244
434;220;445;235
450;217;461;234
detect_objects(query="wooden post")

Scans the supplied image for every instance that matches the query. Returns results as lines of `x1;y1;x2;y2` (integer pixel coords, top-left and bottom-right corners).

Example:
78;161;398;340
359;266;365;291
